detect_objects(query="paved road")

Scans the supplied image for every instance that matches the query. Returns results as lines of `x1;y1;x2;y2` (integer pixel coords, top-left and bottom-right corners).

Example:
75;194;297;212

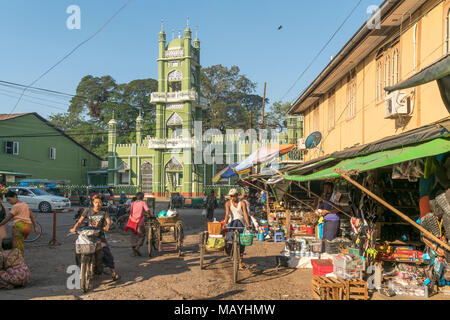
0;204;448;300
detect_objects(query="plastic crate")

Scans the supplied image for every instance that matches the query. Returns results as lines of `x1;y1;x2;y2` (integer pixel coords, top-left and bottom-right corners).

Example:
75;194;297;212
347;247;361;258
311;259;334;276
333;266;364;280
333;256;363;270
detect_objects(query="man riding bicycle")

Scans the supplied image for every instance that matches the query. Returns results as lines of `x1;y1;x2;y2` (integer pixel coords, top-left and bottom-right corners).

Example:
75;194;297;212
70;195;120;281
224;189;251;270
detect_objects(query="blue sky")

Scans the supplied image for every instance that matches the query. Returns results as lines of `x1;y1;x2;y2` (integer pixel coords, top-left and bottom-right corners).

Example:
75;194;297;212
0;0;382;118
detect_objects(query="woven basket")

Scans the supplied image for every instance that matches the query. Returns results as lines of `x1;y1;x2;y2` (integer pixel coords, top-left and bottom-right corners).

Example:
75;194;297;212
208;222;222;235
158;215;179;225
240;231;254;246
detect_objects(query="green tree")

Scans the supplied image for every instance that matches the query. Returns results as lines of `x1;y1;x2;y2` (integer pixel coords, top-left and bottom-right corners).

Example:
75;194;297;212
200;65;266;131
265;101;292;132
50;76;158;159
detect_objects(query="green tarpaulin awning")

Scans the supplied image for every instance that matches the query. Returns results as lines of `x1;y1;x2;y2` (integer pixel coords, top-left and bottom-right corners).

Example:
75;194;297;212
284;137;450;182
385;54;450;112
0;170;32;176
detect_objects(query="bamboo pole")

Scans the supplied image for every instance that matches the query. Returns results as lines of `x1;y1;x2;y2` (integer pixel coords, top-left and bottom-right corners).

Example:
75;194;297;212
239;178;316;211
336;169;450;252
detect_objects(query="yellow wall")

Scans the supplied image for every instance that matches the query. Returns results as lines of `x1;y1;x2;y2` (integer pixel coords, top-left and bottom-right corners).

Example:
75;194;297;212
302;0;450;162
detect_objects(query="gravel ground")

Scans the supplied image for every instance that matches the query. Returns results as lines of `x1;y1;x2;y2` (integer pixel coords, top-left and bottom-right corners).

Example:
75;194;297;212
0;204;448;300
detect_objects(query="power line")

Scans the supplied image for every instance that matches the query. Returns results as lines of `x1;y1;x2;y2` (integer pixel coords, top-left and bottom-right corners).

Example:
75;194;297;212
0;80;75;99
8;0;133;115
0;88;70;109
280;0;364;102
0;91;68;111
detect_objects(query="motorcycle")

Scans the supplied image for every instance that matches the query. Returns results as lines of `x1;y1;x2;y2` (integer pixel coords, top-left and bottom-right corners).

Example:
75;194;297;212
70;227;103;293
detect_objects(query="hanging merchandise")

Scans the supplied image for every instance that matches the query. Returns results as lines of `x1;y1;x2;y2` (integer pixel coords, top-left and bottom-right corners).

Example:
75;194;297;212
392;159;424;182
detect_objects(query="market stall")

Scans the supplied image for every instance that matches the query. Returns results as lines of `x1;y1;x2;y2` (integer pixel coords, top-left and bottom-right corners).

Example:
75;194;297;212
275;131;450;299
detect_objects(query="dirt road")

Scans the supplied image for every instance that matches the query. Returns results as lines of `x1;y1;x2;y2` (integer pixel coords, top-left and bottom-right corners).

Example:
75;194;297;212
0;204;448;300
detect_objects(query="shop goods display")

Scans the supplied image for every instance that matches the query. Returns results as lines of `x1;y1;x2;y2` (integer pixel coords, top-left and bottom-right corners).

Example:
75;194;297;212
323;237;352;254
301;212;319;226
333;255;365;280
392;247;426;263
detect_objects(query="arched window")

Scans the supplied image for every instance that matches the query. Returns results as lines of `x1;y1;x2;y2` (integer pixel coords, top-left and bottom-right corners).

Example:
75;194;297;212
446;8;450;53
384;55;391;95
376;61;383;102
392;49;399;85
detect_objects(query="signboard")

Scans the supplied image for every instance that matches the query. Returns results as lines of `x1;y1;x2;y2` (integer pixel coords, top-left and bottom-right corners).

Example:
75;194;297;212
19;181;29;187
6;175;15;183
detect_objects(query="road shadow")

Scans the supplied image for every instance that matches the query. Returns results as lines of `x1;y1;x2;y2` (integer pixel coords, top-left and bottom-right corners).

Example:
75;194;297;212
237;255;297;285
204;290;244;300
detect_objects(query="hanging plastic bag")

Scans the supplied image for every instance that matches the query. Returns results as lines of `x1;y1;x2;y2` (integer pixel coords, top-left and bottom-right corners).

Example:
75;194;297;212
167;209;178;217
158;210;168;218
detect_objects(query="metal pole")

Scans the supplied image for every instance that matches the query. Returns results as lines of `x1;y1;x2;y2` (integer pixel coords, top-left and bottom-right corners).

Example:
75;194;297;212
240;178;315;211
48;210;61;246
336;170;450;252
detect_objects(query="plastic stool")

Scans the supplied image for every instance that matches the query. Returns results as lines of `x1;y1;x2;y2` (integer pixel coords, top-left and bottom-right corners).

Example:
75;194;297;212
274;232;285;242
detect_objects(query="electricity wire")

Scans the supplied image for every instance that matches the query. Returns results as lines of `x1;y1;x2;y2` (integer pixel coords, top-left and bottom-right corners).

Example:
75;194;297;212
8;0;133;115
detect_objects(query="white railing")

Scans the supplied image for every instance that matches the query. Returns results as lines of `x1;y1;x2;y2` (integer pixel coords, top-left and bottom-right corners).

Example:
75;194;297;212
150;90;198;103
165;49;184;58
148;138;194;149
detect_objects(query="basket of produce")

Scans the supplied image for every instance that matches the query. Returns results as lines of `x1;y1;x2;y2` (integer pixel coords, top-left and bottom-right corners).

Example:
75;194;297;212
158;215;179;225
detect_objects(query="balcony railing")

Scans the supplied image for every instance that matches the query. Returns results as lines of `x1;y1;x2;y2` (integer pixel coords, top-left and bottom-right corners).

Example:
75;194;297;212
150;90;198;103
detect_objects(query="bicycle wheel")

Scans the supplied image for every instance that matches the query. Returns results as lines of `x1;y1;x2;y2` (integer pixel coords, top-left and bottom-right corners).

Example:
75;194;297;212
199;231;207;270
109;216;117;231
176;221;183;257
154;226;160;252
117;215;128;235
80;255;92;293
24;221;42;243
147;226;153;257
232;230;240;284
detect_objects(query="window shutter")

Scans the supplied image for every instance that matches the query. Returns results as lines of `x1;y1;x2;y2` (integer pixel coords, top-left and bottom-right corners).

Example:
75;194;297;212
13;142;19;155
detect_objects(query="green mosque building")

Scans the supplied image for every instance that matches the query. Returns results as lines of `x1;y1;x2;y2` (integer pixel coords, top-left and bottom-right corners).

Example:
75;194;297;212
107;23;303;198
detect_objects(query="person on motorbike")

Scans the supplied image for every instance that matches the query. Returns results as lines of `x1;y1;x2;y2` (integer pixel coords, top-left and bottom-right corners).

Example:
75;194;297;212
70;195;120;281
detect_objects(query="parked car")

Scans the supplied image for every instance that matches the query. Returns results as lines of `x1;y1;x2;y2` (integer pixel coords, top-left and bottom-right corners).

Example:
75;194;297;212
45;187;63;197
3;187;71;213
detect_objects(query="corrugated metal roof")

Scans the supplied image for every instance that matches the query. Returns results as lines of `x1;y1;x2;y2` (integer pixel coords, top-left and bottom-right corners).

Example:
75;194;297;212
0;113;30;121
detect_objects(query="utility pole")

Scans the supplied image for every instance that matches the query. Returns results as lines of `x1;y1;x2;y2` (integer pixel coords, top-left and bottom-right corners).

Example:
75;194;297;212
249;110;253;174
261;82;267;127
258;82;267;174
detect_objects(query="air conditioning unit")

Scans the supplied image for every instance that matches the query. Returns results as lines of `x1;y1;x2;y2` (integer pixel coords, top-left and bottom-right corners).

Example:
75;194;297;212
385;91;413;119
298;138;306;150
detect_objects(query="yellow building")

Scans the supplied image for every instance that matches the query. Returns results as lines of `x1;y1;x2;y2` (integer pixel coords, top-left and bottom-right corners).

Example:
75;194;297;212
289;0;450;161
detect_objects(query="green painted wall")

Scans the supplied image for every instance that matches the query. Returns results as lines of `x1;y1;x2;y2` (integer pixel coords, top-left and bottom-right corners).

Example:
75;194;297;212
0;114;102;185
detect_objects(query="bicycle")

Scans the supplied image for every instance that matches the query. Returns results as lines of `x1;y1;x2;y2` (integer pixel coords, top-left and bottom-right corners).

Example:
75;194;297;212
24;220;43;243
68;227;103;293
199;225;247;284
